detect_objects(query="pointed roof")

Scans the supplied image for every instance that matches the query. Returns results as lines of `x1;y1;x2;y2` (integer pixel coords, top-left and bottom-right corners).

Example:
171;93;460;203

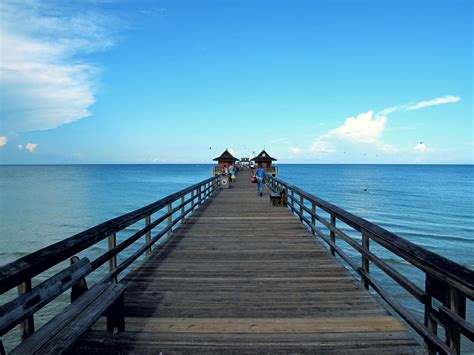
213;149;239;162
251;150;277;162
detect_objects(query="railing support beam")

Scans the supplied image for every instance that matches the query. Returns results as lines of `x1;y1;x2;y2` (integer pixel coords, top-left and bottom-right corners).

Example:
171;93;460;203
446;288;466;354
424;276;438;355
362;233;370;289
18;279;34;339
167;202;173;237
145;215;152;256
108;233;117;283
330;215;336;256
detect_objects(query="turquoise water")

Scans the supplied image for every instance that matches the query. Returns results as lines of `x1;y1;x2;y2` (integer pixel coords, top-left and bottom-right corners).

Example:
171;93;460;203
279;164;474;268
0;164;212;263
0;164;473;351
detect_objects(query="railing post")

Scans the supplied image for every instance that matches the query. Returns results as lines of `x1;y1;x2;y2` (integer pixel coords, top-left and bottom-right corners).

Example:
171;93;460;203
145;215;152;256
191;189;195;211
311;202;316;227
167;202;173;237
181;195;185;218
198;186;202;206
330;215;336;256
108;233;117;283
290;190;295;213
446;288;466;354
299;195;304;221
18;279;34;339
424;276;438;355
362;233;370;289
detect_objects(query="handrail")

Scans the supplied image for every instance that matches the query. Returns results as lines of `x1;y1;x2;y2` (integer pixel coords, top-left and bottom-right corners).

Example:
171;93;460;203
0;176;217;295
0;175;219;346
268;176;474;295
266;175;473;355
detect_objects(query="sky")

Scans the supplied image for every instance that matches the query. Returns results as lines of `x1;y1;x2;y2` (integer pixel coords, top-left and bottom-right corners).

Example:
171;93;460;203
0;0;472;164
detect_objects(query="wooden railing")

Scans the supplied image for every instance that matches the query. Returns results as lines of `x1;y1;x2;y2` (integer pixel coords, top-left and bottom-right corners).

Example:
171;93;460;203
266;175;474;355
0;176;219;346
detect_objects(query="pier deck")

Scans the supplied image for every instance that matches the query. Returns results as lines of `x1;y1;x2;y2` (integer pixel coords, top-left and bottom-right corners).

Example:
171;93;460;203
73;170;421;354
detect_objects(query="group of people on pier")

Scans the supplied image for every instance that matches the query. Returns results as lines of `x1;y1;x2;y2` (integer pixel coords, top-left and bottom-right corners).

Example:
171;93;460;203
220;164;236;182
213;149;276;194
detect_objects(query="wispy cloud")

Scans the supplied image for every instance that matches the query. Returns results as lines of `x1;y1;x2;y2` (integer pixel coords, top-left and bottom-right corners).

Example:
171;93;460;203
0;136;7;148
0;1;118;133
406;96;460;111
25;143;38;153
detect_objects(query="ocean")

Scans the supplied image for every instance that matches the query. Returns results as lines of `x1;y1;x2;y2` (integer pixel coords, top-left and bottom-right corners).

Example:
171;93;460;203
1;164;473;351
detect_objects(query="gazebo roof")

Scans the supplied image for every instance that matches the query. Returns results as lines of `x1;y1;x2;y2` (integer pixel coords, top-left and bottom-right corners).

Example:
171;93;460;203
251;150;277;162
213;149;239;162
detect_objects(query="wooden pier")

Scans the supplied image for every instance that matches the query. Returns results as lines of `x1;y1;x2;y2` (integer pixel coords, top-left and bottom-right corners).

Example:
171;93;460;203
1;168;473;354
73;169;419;353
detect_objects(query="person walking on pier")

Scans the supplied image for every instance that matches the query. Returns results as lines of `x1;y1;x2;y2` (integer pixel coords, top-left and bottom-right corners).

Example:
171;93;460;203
255;164;266;196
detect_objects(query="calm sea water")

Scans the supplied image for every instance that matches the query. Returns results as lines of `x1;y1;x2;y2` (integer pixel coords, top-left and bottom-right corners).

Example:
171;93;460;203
1;164;473;351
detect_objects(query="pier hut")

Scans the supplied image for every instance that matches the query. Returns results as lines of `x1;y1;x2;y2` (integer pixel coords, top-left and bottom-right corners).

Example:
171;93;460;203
212;149;238;175
212;149;238;189
252;149;278;176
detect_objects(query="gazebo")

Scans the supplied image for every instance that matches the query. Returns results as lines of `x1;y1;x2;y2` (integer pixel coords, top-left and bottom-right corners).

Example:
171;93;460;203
213;149;238;173
251;150;278;176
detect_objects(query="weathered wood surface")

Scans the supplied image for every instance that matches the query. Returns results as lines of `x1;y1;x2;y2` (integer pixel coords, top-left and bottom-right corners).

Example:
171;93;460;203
72;170;421;354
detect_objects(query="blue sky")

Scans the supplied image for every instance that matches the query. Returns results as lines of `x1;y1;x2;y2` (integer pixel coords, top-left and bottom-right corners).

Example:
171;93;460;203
0;0;472;164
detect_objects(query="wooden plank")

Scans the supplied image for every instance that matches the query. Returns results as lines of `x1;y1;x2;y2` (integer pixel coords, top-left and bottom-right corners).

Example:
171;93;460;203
187;216;297;220
73;330;420;354
93;316;406;333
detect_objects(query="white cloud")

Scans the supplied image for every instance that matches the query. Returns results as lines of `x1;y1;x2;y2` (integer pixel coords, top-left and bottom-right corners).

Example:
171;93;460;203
325;111;387;145
17;144;23;150
291;147;301;155
308;95;461;157
25;143;38;153
406;96;460;111
0;1;117;133
415;142;427;152
0;136;7;147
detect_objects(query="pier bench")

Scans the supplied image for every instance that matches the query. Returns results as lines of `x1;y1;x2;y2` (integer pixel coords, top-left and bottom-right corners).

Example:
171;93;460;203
0;258;126;355
269;186;286;206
